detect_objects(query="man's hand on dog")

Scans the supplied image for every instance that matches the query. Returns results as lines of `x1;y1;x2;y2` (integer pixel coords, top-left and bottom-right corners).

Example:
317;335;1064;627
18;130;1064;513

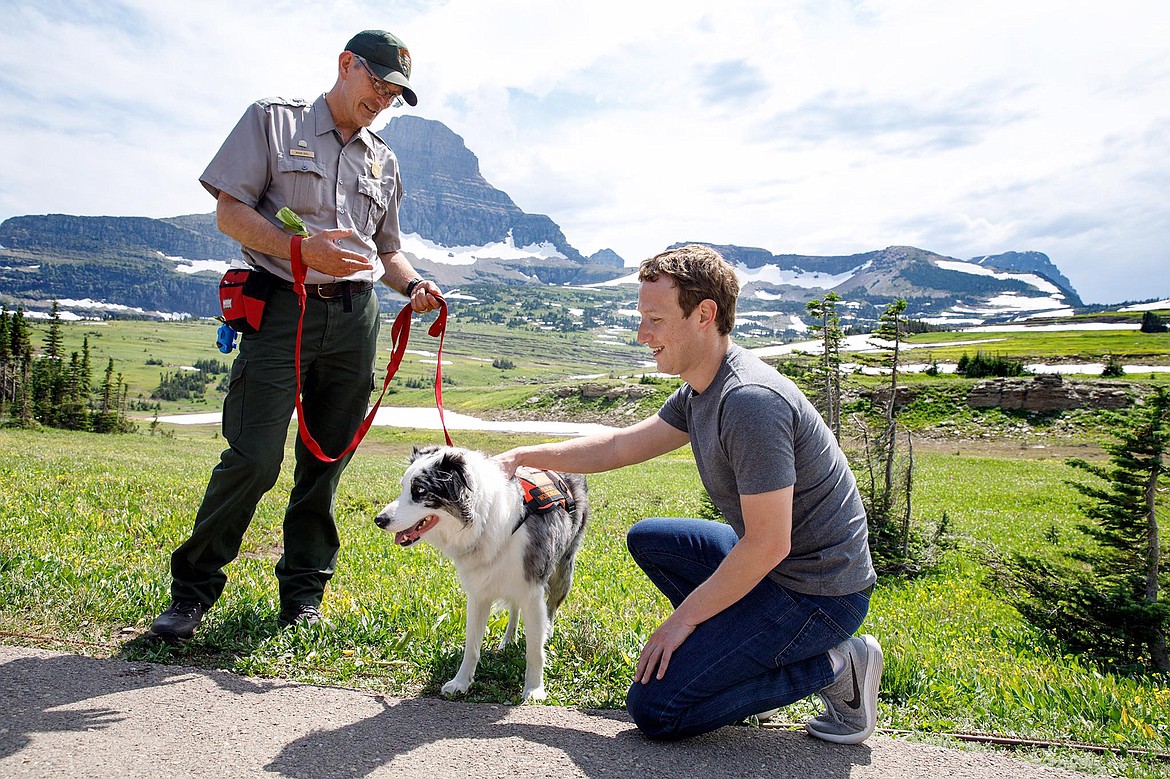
492;450;522;479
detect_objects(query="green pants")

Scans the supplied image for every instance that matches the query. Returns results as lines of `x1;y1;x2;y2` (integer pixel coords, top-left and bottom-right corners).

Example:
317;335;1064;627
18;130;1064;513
170;285;380;610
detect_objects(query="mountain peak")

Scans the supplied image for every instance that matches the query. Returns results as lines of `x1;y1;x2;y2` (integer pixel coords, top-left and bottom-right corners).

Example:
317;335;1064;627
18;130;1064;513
378;116;585;267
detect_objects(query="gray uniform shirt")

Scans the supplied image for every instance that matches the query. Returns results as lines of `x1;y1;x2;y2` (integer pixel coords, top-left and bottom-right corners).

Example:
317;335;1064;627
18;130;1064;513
658;343;876;596
200;94;404;285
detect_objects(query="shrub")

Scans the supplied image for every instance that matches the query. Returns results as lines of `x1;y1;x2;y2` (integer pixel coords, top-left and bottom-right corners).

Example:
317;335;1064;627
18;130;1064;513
1101;355;1125;378
1139;311;1168;334
956;351;1028;378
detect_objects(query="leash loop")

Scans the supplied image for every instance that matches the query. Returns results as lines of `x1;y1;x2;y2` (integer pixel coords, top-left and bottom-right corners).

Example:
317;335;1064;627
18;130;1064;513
290;236;452;464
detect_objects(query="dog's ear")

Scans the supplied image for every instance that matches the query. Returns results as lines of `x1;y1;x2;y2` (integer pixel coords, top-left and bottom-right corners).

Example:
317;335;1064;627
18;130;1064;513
437;449;471;494
411;444;442;462
436;450;475;524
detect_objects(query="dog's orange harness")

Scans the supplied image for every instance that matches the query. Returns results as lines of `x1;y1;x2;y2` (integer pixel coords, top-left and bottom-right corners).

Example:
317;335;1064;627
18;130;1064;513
513;468;576;534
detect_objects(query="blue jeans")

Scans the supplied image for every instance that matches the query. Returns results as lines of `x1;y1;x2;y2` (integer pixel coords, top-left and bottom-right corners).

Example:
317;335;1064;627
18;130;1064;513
625;517;871;740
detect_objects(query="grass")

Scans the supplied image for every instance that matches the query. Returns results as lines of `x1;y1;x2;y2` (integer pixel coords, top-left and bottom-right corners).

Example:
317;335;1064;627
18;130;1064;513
883;329;1170;365
6;312;1170;775
29;317;1170;419
29;314;655;416
1;424;1168;777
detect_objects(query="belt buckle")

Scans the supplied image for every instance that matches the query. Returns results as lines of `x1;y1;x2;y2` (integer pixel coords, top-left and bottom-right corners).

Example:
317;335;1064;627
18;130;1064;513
317;282;344;299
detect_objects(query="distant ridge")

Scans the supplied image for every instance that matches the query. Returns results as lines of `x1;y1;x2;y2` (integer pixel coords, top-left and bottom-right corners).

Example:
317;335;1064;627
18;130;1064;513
0;118;1083;325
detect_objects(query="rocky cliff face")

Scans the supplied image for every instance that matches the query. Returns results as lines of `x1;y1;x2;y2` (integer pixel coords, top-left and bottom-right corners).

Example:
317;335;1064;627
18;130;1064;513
971;251;1081;304
379;116;583;262
0;214;238;260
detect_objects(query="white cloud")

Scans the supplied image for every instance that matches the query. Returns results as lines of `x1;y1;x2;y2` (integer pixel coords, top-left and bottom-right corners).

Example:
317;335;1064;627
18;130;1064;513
1;0;1168;304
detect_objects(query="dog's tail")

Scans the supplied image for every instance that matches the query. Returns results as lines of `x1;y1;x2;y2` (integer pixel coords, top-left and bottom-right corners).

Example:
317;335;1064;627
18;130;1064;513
546;474;590;621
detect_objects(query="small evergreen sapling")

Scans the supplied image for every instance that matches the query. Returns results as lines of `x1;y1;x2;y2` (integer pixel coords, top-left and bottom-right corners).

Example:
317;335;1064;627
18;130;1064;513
1009;388;1169;673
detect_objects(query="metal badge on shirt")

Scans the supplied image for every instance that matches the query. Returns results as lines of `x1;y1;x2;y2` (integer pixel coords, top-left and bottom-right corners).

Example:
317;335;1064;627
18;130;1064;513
290;139;315;159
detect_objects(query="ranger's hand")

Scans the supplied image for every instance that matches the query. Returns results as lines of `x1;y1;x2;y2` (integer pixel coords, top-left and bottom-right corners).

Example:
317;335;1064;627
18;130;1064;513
409;279;444;313
299;229;375;277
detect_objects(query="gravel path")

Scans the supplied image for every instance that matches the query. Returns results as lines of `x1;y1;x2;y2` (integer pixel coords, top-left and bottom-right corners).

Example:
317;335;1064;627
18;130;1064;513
1;645;1101;779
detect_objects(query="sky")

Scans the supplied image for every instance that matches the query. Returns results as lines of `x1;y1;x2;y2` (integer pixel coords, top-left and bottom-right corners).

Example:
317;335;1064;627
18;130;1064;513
1;0;1167;305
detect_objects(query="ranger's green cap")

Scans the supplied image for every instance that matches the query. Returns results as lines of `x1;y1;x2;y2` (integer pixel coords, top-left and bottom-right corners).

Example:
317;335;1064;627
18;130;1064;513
345;29;417;106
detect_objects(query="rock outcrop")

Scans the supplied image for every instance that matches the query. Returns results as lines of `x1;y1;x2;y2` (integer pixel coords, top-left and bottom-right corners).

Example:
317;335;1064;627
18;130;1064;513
967;373;1133;412
554;382;656;401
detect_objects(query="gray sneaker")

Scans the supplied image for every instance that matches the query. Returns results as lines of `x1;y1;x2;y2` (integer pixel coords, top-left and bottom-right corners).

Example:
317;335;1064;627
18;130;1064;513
805;634;883;744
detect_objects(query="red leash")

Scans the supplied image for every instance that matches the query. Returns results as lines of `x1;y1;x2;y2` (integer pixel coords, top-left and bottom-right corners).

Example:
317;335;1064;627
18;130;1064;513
290;235;452;463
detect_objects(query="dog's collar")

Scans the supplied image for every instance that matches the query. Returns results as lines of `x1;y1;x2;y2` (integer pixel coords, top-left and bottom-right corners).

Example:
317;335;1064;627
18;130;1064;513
513;467;576;534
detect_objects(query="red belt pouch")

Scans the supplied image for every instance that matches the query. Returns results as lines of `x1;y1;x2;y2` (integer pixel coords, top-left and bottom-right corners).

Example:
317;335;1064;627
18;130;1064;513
219;269;275;333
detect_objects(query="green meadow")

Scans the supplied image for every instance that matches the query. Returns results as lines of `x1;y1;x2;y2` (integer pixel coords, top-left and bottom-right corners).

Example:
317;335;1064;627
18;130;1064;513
3;316;1170;776
37;313;653;416
28;314;1170;420
860;328;1170;368
1;423;1168;777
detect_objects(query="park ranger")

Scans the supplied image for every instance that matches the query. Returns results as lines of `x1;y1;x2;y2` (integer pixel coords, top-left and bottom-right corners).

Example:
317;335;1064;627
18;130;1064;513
149;29;442;640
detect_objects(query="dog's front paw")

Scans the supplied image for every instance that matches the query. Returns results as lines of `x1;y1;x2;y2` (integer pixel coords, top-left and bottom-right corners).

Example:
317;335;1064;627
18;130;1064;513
441;678;471;697
521;685;547;702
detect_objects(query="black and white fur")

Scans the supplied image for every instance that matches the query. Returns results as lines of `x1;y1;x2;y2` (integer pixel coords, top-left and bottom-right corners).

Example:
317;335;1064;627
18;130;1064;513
374;445;589;701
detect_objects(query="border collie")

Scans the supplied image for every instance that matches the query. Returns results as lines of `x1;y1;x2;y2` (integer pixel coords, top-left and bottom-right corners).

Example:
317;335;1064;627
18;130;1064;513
375;445;589;701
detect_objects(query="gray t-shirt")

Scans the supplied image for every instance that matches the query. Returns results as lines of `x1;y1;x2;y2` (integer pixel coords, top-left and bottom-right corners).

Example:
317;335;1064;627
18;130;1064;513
200;94;404;285
658;343;875;596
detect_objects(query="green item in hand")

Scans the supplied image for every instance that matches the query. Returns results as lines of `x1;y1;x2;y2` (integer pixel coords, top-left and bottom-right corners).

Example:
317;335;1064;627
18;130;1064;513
276;207;309;237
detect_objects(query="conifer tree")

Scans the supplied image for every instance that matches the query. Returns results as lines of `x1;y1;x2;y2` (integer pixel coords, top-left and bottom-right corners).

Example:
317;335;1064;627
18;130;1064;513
0;308;10;365
79;336;92;397
60;351;91;430
1140;311;1168;334
93;358;120;433
1009;389;1169;672
9;307;31;361
806;292;843;439
871;299;908;502
0;308;9;415
45;301;64;359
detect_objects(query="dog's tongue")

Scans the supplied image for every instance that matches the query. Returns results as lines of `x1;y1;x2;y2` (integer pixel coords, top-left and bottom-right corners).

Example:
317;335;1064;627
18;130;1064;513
395;515;440;546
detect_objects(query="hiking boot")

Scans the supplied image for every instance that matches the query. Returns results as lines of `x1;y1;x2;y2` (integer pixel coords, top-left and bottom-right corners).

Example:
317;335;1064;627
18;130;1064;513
805;634;883;745
148;600;207;642
279;604;322;628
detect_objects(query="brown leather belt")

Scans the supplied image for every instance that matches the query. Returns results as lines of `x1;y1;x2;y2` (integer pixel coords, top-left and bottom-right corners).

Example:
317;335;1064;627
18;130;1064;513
274;278;374;300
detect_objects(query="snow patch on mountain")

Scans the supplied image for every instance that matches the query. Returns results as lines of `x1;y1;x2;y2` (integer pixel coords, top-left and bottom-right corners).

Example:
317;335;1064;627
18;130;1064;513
161;253;233;275
28;299;191;321
935;259;1062;295
1120;300;1170;312
736;262;865;290
401;231;565;266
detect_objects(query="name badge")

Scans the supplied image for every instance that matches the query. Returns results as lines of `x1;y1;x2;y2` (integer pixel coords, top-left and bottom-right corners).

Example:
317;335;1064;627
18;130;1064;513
371;161;383;177
290;149;315;159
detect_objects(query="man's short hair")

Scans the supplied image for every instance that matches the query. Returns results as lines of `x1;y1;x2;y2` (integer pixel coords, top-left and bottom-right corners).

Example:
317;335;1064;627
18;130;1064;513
639;244;738;335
